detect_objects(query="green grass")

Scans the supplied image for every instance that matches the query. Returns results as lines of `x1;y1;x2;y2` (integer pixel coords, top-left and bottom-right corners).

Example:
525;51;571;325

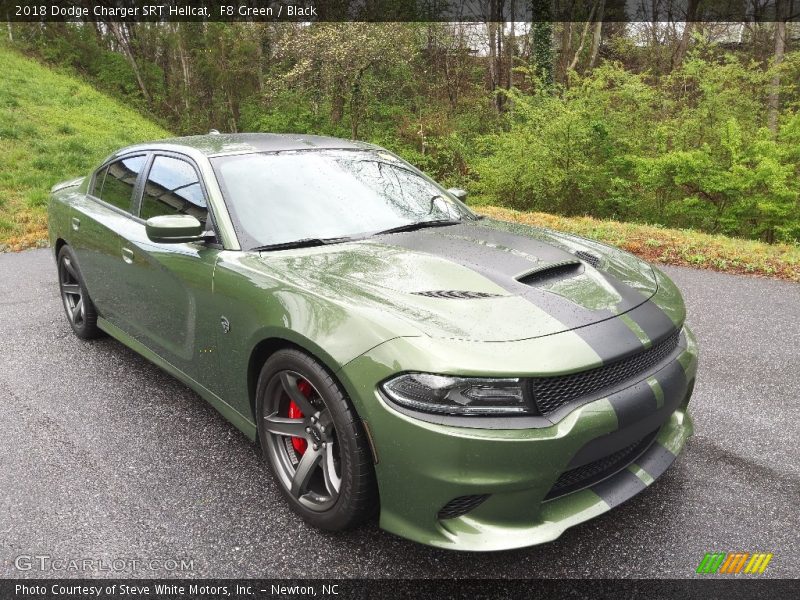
0;45;168;251
478;206;800;283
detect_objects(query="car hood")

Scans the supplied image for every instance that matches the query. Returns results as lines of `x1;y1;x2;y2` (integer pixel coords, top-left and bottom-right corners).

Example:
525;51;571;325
255;219;659;342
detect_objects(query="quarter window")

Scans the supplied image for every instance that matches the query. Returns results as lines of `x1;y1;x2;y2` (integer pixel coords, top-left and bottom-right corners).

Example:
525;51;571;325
95;155;146;212
140;156;207;225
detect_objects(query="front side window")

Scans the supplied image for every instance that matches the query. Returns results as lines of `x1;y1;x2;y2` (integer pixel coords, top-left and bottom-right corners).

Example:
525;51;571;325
95;155;146;212
211;149;476;249
139;155;207;225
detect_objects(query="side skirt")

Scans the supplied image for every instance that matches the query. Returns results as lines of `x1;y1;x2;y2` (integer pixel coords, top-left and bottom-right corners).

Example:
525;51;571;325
97;317;258;441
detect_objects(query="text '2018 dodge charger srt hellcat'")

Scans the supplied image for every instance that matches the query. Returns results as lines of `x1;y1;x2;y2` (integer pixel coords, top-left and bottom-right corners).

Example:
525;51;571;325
48;133;698;551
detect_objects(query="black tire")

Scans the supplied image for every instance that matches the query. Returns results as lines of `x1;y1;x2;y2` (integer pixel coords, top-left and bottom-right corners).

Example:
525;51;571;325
57;245;103;340
256;348;377;530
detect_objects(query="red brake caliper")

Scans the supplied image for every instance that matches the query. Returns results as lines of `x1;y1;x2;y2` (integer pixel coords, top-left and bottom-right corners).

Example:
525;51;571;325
288;380;312;455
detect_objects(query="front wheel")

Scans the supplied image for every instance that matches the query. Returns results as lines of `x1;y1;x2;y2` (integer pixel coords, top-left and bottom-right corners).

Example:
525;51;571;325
256;349;377;530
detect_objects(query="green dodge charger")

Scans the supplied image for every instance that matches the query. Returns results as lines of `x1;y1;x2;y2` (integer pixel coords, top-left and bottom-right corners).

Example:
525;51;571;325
48;133;697;551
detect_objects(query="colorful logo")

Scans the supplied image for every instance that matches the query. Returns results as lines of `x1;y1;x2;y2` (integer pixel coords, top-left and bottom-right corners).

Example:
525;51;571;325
696;552;773;574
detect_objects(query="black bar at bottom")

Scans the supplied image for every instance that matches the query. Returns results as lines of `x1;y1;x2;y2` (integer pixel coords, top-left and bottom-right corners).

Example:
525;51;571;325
1;578;798;600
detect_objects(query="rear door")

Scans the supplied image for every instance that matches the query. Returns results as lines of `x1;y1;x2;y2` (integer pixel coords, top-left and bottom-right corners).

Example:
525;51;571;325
70;154;148;323
115;152;220;383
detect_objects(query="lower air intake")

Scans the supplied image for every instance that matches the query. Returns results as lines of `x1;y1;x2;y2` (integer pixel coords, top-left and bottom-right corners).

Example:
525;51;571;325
545;429;659;500
438;494;490;520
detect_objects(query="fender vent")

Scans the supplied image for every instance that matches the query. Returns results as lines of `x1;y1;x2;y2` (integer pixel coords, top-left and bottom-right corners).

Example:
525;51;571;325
412;290;503;300
438;494;490;520
575;250;600;268
517;260;583;287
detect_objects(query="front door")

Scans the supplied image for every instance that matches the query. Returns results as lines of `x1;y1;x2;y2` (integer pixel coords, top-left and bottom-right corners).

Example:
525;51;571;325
115;153;219;383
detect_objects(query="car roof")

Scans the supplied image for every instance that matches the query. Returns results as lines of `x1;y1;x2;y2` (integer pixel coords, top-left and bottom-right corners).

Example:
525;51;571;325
117;133;378;159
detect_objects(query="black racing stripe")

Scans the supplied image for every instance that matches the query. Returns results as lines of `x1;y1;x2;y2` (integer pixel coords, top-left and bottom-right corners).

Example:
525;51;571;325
569;315;649;364
449;223;578;263
595;268;654;307
626;298;680;345
596;266;677;345
591;469;647;508
608;379;660;430
380;228;617;330
653;358;689;411
636;441;677;480
378;226;652;338
567;359;688;468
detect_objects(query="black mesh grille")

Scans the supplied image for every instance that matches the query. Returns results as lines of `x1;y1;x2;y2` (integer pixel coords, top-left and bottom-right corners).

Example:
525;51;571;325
575;250;600;267
438;494;490;520
412;290;503;299
531;330;680;416
545;429;659;500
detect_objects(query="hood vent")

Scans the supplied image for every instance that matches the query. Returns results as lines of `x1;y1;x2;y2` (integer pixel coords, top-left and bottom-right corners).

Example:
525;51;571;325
412;290;504;300
575;250;600;268
516;260;583;287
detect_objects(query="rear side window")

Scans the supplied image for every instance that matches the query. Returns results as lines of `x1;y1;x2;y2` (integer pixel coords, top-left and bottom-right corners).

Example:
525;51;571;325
139;156;207;225
94;155;146;212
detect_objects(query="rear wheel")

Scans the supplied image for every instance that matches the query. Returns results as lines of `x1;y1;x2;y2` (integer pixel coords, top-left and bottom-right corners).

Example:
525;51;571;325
256;349;377;530
57;245;102;339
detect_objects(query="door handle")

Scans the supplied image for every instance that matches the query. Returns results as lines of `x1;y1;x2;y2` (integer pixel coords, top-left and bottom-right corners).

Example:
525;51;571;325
121;247;134;264
71;217;80;231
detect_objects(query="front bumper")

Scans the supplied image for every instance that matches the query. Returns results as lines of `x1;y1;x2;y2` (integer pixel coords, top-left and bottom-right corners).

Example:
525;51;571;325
339;325;698;551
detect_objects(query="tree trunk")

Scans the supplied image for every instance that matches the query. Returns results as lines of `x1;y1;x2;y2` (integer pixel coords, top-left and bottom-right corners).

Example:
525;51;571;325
507;11;515;91
559;22;573;82
531;21;553;85
107;22;151;103
672;0;700;70
588;0;605;70
568;2;598;72
330;83;345;125
767;12;786;134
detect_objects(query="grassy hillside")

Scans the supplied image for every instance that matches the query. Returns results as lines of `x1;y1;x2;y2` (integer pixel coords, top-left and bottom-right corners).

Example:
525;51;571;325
0;45;168;251
0;45;797;283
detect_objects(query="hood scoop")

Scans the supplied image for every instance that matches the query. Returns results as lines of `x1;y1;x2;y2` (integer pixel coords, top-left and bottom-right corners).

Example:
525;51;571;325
516;260;584;287
412;290;504;300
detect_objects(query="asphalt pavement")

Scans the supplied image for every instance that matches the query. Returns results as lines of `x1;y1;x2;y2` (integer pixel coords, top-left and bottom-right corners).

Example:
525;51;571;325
1;249;798;578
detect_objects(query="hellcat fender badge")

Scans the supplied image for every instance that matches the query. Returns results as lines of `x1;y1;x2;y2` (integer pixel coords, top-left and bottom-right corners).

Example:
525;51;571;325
220;316;230;334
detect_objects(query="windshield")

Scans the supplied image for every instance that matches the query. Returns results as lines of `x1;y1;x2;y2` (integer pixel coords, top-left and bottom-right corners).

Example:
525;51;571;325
210;149;477;250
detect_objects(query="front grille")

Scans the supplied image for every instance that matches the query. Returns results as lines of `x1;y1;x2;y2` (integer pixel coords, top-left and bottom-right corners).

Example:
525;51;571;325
412;290;503;300
438;494;490;520
531;330;680;416
545;429;658;500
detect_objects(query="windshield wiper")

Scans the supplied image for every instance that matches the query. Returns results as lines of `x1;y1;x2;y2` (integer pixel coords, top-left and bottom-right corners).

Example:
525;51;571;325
372;219;462;236
252;236;355;252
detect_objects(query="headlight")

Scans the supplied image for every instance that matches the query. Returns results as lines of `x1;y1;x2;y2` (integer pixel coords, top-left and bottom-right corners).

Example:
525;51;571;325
380;373;531;416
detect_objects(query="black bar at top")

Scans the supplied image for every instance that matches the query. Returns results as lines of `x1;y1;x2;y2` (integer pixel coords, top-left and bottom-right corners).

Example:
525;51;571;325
1;0;798;23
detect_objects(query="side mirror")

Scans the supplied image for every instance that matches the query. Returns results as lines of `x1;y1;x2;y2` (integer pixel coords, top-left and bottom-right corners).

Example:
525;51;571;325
145;215;207;243
447;188;468;203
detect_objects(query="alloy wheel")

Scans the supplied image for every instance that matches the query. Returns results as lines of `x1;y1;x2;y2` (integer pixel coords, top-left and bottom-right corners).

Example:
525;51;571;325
262;370;343;512
59;255;85;327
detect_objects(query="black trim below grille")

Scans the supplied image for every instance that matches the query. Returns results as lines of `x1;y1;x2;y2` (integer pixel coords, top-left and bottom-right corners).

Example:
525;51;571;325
438;494;490;520
545;429;659;500
530;329;681;416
